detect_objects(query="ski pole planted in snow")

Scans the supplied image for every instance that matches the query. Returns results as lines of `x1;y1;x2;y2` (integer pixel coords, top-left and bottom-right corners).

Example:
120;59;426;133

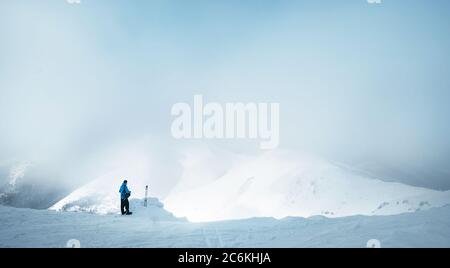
144;185;148;207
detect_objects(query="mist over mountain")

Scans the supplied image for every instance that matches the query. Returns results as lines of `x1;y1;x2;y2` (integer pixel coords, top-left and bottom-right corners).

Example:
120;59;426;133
1;0;450;210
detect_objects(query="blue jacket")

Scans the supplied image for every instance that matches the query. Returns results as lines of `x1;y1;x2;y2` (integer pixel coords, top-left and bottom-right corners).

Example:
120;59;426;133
119;183;130;199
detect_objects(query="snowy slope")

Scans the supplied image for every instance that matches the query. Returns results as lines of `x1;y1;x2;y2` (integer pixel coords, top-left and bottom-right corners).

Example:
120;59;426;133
48;174;183;223
0;162;69;209
49;167;155;215
48;143;241;215
1;204;450;247
164;149;450;222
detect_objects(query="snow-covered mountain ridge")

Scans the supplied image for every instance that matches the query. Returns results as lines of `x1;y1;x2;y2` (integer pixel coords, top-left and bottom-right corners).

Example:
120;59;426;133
164;150;450;221
50;149;450;222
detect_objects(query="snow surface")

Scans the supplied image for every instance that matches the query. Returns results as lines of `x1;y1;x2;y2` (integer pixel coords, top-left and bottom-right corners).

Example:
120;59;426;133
39;147;450;248
50;195;184;222
1;203;450;247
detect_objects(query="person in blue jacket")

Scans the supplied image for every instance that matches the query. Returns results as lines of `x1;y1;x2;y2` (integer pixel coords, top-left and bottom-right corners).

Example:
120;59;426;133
119;180;132;215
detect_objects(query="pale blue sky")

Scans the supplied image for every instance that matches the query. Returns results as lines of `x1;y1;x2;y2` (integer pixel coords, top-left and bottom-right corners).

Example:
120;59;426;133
1;0;450;189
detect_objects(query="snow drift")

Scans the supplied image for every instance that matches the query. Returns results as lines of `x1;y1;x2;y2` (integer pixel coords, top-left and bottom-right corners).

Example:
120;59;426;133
49;172;183;221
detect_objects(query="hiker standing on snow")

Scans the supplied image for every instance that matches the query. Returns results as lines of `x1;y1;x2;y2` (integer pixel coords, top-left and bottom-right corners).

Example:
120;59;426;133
119;180;132;215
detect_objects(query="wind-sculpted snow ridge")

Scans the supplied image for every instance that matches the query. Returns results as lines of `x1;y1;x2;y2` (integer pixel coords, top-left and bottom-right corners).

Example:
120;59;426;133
51;196;183;222
164;149;450;222
128;198;186;222
49;173;184;222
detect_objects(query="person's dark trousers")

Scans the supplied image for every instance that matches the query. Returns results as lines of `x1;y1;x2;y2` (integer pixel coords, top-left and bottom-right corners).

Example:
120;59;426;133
120;198;129;215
